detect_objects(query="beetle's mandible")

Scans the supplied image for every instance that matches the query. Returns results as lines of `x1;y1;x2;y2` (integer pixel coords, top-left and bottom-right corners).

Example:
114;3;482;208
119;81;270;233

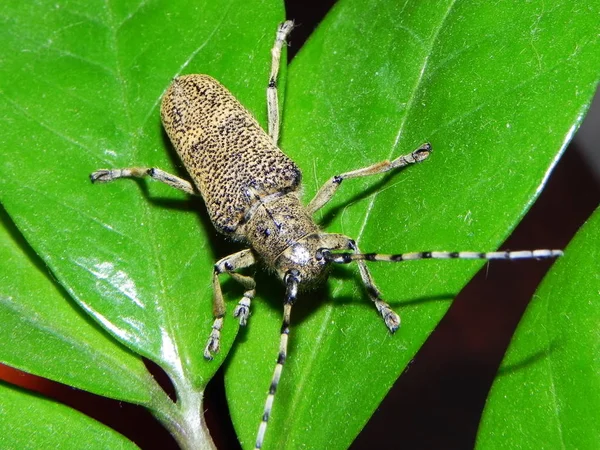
91;20;562;449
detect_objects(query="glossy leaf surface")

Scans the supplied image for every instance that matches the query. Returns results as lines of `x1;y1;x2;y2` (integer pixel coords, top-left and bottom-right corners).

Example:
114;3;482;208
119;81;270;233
0;207;159;404
477;206;600;449
0;1;284;448
225;1;600;449
0;382;139;449
0;0;284;393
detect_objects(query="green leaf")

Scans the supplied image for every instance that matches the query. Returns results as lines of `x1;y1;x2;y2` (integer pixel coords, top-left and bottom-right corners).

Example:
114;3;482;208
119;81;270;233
0;381;139;449
0;0;284;386
0;206;159;404
0;0;284;447
226;1;600;449
477;206;600;448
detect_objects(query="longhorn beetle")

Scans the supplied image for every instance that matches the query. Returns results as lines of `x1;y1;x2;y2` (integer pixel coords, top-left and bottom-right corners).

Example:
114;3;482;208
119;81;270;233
91;21;562;449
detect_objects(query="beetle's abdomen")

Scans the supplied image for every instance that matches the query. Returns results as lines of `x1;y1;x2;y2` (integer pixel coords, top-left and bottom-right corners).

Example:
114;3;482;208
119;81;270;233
160;74;301;234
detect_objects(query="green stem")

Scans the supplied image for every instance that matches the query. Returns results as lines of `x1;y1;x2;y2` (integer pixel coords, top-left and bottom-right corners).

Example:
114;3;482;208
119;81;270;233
148;375;216;450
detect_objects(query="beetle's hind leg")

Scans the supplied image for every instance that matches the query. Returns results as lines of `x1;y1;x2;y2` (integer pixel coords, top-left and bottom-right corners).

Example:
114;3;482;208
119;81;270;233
205;249;257;360
307;143;432;215
267;20;294;145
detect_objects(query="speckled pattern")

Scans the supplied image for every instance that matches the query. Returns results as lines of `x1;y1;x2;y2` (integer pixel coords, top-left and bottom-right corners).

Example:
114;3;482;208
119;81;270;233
161;74;301;234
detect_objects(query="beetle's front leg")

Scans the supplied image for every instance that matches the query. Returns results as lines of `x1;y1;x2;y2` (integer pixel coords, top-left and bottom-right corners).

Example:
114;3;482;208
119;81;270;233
205;249;257;360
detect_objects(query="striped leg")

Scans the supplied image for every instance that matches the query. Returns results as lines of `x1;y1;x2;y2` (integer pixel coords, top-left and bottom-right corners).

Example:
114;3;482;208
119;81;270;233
255;270;299;450
267;20;294;145
204;249;257;360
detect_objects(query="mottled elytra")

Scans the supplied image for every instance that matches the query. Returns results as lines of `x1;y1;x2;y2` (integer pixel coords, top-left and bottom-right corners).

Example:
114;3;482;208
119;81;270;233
91;21;562;449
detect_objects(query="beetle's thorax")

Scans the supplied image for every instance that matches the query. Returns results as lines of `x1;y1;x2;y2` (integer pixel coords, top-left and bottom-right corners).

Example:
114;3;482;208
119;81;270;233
237;192;330;287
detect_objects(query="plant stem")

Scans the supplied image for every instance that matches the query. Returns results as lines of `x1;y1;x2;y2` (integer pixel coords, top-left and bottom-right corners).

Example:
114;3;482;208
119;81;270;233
149;376;216;450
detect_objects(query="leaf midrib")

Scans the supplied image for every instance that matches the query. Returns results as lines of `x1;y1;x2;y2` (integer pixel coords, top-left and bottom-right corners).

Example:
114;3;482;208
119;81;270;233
280;1;459;447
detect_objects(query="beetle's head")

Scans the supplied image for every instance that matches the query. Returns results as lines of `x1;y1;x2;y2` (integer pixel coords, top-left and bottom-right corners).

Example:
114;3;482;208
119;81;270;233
274;234;333;290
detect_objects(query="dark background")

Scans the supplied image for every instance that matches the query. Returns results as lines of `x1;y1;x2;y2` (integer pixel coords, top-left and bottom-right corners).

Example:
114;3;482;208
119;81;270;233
2;2;598;449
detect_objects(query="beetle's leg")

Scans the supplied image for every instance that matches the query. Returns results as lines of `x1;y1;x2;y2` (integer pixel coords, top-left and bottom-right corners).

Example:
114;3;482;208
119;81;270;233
316;234;400;332
307;143;432;215
91;167;198;196
231;271;257;326
205;249;257;360
267;20;294;145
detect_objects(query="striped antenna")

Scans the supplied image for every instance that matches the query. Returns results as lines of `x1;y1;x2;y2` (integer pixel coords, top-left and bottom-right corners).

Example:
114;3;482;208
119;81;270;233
255;270;299;450
323;249;563;264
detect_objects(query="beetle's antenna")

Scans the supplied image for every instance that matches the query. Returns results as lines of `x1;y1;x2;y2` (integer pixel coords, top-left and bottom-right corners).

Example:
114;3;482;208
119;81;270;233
255;269;299;450
323;249;563;264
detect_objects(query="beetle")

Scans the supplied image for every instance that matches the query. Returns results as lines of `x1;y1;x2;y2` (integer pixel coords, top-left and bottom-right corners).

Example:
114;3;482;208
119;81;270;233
91;20;561;449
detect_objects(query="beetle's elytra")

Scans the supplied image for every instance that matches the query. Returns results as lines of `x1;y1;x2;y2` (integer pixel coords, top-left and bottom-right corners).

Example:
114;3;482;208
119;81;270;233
91;20;562;449
161;74;303;236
